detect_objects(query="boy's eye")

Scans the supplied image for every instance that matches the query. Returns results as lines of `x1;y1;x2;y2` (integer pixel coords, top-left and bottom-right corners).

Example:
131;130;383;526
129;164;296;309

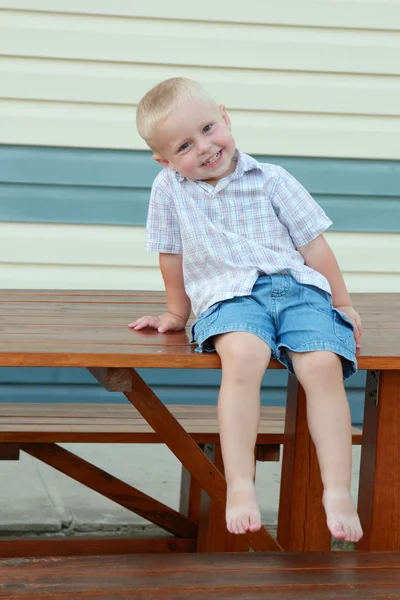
203;124;213;133
179;142;190;152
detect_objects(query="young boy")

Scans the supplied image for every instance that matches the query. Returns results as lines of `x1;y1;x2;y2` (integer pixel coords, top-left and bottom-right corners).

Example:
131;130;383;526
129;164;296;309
130;77;363;543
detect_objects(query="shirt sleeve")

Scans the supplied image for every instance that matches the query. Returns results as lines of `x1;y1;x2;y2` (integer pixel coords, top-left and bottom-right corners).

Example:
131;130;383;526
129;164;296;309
271;168;333;248
145;176;183;254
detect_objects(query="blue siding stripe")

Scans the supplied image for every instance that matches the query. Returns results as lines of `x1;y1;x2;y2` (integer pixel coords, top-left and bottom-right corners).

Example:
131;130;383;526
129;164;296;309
2;184;150;226
1;145;400;232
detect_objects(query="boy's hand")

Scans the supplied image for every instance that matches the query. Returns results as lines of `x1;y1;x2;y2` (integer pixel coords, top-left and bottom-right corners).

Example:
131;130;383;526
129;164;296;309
335;305;362;349
128;312;187;333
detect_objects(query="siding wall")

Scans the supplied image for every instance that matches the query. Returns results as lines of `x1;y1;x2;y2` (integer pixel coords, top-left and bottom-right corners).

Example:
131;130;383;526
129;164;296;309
1;147;400;292
1;1;399;421
1;2;400;292
1;2;400;158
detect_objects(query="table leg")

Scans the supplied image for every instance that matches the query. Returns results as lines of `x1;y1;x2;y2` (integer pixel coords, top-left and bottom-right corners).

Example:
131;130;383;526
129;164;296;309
196;444;251;552
277;375;331;551
357;370;400;550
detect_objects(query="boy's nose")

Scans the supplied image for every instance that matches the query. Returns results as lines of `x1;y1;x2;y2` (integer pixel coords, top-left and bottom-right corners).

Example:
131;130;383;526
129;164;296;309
198;140;212;154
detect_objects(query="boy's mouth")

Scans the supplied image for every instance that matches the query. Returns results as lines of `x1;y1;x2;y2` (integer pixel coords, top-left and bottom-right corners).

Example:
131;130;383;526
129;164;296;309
202;151;222;167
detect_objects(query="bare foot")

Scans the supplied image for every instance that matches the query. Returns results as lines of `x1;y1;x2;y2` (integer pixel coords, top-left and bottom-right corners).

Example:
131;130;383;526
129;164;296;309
323;486;363;543
226;479;262;535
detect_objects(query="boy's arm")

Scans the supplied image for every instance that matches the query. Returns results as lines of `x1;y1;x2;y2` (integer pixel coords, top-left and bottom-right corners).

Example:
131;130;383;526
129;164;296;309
299;234;362;346
160;253;191;322
129;253;191;333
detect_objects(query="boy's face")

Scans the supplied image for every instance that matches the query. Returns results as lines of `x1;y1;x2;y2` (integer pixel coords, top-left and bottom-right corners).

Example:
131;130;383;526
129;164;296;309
151;98;237;184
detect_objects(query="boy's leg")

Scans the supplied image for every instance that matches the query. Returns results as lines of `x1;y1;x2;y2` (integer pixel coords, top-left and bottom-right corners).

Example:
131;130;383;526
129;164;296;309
289;349;362;543
213;331;272;535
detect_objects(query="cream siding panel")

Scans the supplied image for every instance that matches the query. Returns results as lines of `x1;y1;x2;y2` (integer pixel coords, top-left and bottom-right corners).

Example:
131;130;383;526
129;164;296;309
3;0;400;30
0;264;164;290
1;223;400;292
1;11;398;75
1;7;400;158
3;58;400;116
2;101;400;158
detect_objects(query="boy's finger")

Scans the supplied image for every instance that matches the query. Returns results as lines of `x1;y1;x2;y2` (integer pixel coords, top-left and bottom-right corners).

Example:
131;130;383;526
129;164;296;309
128;316;147;326
130;321;148;330
129;317;159;330
355;325;361;348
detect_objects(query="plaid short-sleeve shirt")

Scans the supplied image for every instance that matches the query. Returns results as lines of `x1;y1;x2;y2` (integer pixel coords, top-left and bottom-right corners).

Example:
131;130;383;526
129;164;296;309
146;151;333;316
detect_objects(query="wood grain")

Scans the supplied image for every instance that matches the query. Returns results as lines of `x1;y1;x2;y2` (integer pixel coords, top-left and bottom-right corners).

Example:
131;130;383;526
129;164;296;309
124;370;283;552
357;370;400;550
0;443;20;461
0;537;196;558
0;403;362;445
88;367;133;392
0;291;399;368
0;552;400;598
277;376;331;551
196;444;251;552
22;442;198;539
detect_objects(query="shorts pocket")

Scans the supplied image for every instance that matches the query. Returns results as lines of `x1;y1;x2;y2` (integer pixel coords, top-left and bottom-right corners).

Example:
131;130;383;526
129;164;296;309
191;303;220;341
302;284;332;314
333;308;355;346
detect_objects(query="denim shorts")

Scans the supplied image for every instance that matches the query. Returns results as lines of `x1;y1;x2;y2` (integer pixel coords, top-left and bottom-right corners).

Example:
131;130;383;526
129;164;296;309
191;274;357;379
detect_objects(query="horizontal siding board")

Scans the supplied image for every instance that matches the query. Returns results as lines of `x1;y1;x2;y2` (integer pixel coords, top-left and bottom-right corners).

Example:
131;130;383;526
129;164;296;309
313;196;400;233
3;58;400;117
1;147;400;231
2;187;400;233
1;184;150;226
1;227;400;291
1;11;399;75
2;147;399;196
1;225;400;287
1;9;400;159
2;103;400;159
2;1;400;30
0;262;164;290
2;267;398;292
0;225;157;267
1;227;400;273
0;147;159;187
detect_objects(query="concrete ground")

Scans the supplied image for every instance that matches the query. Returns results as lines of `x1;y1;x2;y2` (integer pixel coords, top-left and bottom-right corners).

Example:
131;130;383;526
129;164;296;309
0;444;361;537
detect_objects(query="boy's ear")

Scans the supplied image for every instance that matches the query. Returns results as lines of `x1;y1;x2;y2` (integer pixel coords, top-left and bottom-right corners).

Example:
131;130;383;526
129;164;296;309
219;104;231;129
152;154;170;168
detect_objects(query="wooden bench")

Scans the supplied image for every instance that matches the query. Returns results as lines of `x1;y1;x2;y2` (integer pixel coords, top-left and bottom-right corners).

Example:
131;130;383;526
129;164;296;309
0;403;362;557
0;551;399;598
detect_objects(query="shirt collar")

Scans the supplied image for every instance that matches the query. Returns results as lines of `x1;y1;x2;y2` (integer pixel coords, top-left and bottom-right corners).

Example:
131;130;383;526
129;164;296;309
174;149;262;183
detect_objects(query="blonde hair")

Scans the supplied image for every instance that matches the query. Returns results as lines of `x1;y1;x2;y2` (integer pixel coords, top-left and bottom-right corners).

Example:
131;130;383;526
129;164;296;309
136;78;216;148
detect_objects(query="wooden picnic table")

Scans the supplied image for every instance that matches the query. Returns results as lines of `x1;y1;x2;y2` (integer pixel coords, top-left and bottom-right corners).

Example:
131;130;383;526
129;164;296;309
0;290;399;552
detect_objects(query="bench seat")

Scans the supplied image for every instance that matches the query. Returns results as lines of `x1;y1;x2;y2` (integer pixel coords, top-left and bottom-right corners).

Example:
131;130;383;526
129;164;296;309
0;403;363;555
0;403;362;445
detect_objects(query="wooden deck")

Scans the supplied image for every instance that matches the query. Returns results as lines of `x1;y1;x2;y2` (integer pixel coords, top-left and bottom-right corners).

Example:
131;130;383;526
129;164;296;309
0;552;399;599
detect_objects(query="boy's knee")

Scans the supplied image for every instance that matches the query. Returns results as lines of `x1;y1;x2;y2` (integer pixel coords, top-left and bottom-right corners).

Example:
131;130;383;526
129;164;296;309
291;350;341;382
215;333;271;378
220;341;255;366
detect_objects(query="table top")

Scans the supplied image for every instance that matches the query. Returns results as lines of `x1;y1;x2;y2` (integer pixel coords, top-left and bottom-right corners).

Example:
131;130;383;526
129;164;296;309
0;290;399;369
